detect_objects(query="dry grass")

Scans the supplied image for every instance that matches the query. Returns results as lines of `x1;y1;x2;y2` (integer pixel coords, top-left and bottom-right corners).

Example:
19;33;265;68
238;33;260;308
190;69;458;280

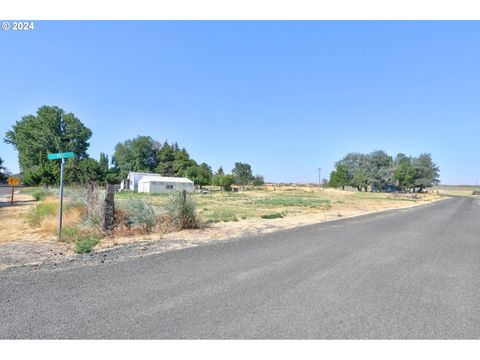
2;186;444;252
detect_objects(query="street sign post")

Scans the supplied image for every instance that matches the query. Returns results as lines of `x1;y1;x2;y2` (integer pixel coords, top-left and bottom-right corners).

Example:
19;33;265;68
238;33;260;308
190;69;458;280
7;176;20;205
47;152;75;240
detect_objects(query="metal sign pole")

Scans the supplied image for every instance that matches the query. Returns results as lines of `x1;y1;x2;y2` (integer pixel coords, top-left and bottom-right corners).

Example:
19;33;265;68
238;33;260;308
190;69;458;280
58;157;65;241
47;152;75;241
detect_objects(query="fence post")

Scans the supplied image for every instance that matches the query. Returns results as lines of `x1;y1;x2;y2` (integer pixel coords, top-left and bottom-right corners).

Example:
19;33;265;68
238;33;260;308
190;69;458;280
102;184;116;232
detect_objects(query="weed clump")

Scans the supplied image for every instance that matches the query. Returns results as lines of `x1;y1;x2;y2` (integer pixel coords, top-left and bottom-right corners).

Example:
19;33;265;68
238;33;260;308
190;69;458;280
27;202;57;226
261;212;286;219
120;197;158;233
74;235;100;254
163;191;200;230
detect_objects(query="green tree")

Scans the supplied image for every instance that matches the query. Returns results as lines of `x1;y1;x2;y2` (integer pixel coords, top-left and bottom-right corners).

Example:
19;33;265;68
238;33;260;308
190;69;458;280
4;106;92;186
352;168;369;192
98;152;109;180
252;174;265;186
65;158;102;185
392;153;415;191
113;136;160;178
156;141;176;176
105;156;122;184
185;162;213;187
172;148;196;177
328;164;350;190
220;174;235;191
365;150;393;190
412;153;440;192
232;162;254;186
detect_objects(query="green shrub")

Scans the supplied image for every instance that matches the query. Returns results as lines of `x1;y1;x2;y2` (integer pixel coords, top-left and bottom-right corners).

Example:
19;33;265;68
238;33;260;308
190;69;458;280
27;202;57;226
261;212;285;219
120;197;158;233
164;191;200;229
32;189;51;201
61;226;80;242
21;187;55;201
74;235;100;254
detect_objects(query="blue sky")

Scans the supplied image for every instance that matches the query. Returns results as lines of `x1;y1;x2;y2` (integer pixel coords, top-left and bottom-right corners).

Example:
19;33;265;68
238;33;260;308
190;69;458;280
1;21;479;184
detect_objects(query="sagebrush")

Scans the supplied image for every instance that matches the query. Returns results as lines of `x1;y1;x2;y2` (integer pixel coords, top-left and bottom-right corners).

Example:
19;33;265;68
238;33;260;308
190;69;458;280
163;191;200;230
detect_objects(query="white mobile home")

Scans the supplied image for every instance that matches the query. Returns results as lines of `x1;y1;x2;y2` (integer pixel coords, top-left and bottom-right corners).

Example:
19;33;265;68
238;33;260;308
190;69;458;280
120;172;164;191
138;176;194;194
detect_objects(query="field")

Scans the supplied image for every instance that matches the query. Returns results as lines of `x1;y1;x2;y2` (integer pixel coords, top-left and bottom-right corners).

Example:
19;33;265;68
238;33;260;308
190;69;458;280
115;186;431;224
433;185;480;197
0;185;447;269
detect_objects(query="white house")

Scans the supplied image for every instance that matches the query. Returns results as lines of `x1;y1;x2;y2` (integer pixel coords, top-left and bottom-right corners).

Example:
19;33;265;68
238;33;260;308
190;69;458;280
120;172;195;193
120;172;163;191
138;176;194;193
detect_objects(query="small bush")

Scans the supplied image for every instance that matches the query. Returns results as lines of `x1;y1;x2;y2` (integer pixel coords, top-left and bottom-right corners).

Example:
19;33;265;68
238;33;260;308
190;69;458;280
164;191;200;230
61;226;80;242
261;212;285;219
27;202;57;226
21;187;55;201
74;235;100;254
120;197;158;233
32;189;51;201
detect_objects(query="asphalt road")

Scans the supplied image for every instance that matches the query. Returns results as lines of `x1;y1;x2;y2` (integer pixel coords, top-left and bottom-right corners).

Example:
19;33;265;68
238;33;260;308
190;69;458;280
1;197;479;339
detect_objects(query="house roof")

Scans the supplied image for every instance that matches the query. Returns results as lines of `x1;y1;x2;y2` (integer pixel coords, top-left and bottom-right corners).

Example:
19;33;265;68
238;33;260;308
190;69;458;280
138;176;194;184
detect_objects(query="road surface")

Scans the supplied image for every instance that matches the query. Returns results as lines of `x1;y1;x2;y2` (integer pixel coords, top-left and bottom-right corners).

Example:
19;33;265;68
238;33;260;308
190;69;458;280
1;196;479;339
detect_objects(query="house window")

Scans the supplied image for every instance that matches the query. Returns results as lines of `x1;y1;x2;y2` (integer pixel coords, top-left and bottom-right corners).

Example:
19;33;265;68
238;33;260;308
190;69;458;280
166;184;174;190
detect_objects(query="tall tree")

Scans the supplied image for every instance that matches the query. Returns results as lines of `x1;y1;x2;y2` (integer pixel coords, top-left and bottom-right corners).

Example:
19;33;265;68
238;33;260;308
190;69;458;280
252;174;265;186
185;162;213;187
156;141;176;176
232;162;254;186
328;164;350;190
365;150;393;190
112;135;160;178
412;153;440;192
98;152;109;177
4;105;92;185
65;157;102;185
172;148;196;177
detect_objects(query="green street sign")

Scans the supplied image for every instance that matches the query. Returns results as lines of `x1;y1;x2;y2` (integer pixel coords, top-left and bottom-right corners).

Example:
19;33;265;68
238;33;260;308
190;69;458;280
47;152;75;160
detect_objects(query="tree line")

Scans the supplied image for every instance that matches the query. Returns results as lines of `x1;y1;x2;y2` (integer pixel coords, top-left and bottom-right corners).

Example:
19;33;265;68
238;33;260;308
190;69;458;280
328;150;440;193
3;105;264;189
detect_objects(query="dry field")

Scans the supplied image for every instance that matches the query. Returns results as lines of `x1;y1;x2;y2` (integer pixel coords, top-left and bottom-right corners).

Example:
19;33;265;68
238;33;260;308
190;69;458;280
433;185;480;197
0;186;444;269
1;186;444;243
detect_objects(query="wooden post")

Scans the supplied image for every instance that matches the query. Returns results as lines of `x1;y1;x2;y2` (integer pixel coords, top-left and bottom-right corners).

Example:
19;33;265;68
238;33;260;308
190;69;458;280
102;184;116;232
182;189;187;204
10;185;14;205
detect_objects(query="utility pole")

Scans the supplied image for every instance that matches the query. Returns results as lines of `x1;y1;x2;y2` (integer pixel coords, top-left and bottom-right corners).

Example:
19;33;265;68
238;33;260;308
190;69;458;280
318;168;322;188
